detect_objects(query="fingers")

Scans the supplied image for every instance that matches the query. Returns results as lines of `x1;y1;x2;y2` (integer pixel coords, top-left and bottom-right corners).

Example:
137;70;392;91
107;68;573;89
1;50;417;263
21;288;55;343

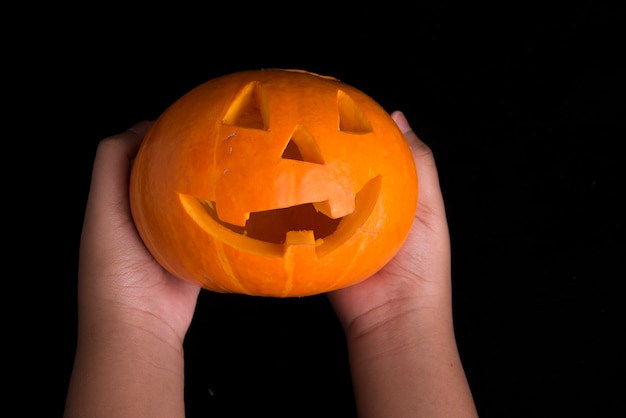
127;120;152;138
390;110;445;216
391;110;412;134
391;110;433;159
99;120;151;163
85;121;152;223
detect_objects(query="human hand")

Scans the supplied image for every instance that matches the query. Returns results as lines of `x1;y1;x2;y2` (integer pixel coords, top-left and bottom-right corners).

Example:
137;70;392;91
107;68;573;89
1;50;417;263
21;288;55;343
328;111;452;335
66;122;201;418
326;111;478;418
77;121;201;345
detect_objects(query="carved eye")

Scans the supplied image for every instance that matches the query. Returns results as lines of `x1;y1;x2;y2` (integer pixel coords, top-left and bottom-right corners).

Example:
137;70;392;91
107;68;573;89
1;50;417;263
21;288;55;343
222;81;269;130
337;89;372;133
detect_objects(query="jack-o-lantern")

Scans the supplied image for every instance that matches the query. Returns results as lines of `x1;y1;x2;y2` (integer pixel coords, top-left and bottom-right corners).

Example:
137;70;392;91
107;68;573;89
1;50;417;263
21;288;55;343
129;69;417;297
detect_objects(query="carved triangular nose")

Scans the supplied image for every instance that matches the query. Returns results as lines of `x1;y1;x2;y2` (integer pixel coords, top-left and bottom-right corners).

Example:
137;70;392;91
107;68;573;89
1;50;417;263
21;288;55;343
281;125;325;164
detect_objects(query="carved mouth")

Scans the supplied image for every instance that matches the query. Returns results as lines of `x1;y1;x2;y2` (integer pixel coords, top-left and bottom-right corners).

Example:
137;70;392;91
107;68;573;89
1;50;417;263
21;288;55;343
197;200;342;244
179;175;381;258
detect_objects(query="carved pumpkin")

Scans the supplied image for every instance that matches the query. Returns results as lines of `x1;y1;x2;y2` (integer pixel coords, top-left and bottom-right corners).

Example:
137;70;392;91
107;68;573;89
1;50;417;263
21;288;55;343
129;69;417;297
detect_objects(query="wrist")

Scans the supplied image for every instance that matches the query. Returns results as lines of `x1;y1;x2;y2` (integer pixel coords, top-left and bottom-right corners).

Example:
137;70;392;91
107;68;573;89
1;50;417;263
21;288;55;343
343;296;455;355
67;309;187;418
76;302;186;357
341;295;478;418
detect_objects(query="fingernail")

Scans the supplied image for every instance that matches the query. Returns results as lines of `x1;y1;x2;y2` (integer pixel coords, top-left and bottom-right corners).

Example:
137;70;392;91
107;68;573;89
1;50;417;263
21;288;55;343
128;120;152;136
391;111;412;134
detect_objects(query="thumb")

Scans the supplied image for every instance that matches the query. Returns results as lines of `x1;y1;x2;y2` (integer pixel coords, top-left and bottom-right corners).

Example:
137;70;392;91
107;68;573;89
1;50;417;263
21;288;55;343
390;110;446;218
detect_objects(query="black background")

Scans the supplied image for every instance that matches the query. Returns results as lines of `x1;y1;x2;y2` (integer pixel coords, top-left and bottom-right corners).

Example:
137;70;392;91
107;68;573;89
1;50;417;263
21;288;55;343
14;4;624;417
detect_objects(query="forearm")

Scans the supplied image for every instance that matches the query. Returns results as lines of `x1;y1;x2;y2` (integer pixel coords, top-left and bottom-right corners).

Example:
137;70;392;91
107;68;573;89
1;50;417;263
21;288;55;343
64;319;186;418
345;302;478;418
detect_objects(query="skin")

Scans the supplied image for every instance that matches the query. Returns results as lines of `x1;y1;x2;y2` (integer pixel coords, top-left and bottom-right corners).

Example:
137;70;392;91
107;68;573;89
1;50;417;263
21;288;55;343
328;111;478;417
64;112;478;418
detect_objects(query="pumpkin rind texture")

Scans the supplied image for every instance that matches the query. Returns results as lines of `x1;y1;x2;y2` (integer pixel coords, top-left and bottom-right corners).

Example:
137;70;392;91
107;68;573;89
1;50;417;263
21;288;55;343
129;69;418;297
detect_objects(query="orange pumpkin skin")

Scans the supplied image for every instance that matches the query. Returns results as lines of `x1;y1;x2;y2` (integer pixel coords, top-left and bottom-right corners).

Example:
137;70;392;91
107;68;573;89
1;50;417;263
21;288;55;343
129;69;417;297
